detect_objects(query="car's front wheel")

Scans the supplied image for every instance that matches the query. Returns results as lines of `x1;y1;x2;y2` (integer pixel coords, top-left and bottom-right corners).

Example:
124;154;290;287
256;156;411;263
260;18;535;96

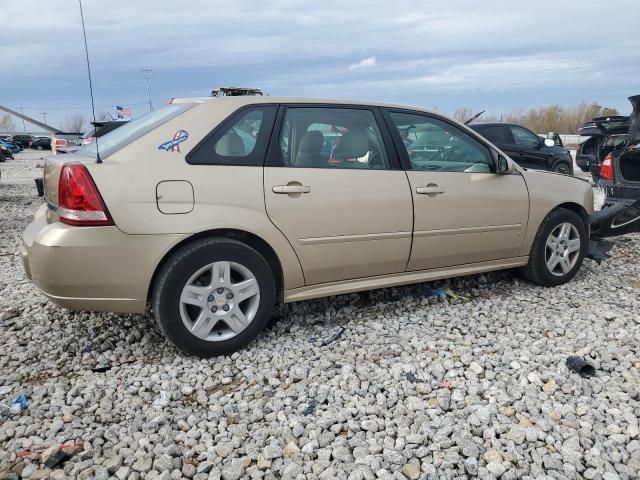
152;238;276;357
552;161;572;175
521;208;588;286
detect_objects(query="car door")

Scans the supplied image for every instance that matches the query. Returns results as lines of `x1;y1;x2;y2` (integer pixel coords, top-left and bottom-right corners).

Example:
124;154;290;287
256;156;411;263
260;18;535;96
263;105;413;285
383;109;529;270
509;125;552;170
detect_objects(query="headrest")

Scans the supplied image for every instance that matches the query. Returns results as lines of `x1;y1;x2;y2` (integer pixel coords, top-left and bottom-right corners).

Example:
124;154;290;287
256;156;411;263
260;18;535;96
215;130;246;156
299;130;324;153
334;131;368;159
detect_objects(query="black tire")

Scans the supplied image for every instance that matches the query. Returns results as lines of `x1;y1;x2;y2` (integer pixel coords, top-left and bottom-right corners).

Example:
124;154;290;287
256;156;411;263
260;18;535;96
552;161;572;176
521;208;588;286
152;237;276;357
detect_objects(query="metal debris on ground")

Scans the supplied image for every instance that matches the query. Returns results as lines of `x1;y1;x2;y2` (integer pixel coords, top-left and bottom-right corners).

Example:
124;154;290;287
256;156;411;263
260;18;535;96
587;239;615;264
8;392;28;415
321;326;346;346
404;372;418;384
91;364;112;373
566;356;596;378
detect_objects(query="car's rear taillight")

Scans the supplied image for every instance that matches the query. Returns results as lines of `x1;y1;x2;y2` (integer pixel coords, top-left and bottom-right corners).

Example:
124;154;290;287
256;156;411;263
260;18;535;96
600;154;614;180
58;162;113;226
82;137;95;145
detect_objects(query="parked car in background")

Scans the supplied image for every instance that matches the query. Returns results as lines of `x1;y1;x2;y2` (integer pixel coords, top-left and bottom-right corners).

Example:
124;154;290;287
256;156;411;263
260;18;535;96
576;115;629;180
0;144;13;160
30;137;52;150
23;95;594;357
81;120;128;145
0;139;21;154
469;122;574;175
11;134;34;148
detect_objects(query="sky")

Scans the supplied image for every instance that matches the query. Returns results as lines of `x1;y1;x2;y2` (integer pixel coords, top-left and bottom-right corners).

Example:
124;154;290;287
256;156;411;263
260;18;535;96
1;0;639;131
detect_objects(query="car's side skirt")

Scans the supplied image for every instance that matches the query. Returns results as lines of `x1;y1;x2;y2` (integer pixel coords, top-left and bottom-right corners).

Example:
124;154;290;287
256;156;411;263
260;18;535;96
283;256;529;303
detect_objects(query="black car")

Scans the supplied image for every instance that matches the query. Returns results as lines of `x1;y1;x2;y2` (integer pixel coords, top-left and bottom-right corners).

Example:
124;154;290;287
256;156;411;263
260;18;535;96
29;137;52;150
11;134;34;148
469;122;574;175
576;115;629;179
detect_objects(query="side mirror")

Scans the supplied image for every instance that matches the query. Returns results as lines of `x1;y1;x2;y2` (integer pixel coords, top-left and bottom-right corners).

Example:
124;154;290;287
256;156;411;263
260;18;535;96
496;154;509;174
544;138;555;147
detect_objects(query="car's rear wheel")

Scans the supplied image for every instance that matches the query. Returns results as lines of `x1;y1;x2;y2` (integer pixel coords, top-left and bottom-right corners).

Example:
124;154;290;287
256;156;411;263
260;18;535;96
521;208;588;286
553;162;572;175
152;238;276;357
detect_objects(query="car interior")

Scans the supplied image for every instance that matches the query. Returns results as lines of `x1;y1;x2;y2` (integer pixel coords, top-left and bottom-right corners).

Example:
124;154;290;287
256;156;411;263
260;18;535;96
279;108;389;169
392;113;493;173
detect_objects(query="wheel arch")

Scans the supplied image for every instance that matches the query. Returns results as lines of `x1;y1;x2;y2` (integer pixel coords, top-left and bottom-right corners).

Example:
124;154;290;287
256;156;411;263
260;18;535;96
554;201;589;225
147;228;285;304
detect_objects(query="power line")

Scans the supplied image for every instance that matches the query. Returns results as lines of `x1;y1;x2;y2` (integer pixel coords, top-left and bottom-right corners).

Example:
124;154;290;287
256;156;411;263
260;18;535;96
140;69;153;112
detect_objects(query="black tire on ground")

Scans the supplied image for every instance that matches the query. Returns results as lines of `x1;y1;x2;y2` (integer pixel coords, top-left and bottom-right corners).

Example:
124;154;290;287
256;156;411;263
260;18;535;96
520;208;588;286
552;162;572;175
152;237;276;357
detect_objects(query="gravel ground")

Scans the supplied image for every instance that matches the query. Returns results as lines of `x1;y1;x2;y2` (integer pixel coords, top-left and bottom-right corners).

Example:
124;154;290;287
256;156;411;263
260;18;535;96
1;151;639;480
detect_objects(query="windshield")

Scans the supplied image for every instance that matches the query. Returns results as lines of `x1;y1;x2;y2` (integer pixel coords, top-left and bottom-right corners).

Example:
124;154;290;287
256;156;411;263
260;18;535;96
77;103;196;159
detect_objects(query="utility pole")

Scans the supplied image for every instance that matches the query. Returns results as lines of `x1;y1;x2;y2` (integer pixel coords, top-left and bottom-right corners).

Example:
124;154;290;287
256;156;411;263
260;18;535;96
41;112;48;125
20;106;26;132
140;69;153;112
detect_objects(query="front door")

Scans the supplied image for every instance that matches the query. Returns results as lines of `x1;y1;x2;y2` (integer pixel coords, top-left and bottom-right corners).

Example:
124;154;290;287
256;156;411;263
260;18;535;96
264;106;413;285
509;124;552;170
384;110;530;270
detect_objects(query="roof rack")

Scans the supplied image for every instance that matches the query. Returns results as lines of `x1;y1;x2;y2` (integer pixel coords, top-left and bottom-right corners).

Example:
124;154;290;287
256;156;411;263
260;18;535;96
211;86;263;97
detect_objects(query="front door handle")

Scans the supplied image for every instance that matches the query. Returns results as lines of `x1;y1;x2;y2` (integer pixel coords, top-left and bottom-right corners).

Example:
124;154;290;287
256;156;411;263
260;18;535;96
416;184;445;195
272;184;311;194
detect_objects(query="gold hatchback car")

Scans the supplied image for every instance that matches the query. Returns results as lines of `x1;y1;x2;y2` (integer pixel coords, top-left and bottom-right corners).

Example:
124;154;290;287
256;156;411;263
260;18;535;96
22;96;593;356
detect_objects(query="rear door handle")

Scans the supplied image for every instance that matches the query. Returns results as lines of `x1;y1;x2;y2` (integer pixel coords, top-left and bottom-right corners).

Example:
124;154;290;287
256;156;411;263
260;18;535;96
416;185;445;195
272;184;311;194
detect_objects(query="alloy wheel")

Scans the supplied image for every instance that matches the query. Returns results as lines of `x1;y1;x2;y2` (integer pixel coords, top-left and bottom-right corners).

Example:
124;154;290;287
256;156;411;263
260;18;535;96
179;261;260;342
545;222;581;276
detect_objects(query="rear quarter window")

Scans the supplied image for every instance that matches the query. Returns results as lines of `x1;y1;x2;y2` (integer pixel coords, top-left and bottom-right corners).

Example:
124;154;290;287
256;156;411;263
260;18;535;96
186;105;277;166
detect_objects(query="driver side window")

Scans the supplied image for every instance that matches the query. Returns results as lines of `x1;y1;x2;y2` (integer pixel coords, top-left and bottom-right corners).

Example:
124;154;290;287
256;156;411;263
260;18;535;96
388;111;494;173
510;125;540;146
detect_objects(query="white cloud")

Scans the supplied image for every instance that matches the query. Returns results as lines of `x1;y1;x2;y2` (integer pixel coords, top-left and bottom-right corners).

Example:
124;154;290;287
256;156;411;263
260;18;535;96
349;57;377;70
1;0;639;121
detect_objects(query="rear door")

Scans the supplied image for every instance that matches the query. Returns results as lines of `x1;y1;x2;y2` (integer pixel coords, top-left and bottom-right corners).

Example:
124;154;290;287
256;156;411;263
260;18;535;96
263;105;413;285
384;110;529;270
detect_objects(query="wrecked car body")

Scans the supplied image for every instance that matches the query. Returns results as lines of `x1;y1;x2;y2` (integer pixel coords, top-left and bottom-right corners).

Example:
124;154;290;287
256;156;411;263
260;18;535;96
589;95;640;239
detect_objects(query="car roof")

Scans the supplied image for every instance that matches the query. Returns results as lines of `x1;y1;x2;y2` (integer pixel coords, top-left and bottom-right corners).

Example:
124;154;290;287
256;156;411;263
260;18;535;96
170;95;446;115
469;122;521;128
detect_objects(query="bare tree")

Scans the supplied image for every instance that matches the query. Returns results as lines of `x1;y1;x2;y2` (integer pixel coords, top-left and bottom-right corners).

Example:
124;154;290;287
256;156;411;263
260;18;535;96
0;114;15;133
63;113;86;133
460;102;620;134
452;108;475;123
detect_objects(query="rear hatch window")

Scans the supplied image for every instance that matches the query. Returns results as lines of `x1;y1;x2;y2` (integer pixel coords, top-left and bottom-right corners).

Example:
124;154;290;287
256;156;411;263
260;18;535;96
76;103;195;159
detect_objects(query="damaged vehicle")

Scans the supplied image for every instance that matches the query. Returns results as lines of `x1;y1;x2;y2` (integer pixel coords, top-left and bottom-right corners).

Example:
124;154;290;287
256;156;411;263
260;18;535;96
23;95;595;356
590;95;640;239
576;115;629;180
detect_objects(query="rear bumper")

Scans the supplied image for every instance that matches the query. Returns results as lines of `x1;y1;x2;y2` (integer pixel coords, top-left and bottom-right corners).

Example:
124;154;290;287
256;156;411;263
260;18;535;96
22;205;181;313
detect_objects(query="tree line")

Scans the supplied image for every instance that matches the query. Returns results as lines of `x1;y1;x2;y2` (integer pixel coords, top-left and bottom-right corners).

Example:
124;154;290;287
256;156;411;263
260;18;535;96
453;101;620;134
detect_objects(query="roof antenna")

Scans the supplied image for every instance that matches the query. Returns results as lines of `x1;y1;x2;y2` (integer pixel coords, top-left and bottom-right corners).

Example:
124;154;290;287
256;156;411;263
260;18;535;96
78;0;101;163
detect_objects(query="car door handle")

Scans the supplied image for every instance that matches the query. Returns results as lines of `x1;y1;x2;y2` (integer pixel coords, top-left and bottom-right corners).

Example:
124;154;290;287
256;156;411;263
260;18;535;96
272;184;311;194
416;185;445;195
